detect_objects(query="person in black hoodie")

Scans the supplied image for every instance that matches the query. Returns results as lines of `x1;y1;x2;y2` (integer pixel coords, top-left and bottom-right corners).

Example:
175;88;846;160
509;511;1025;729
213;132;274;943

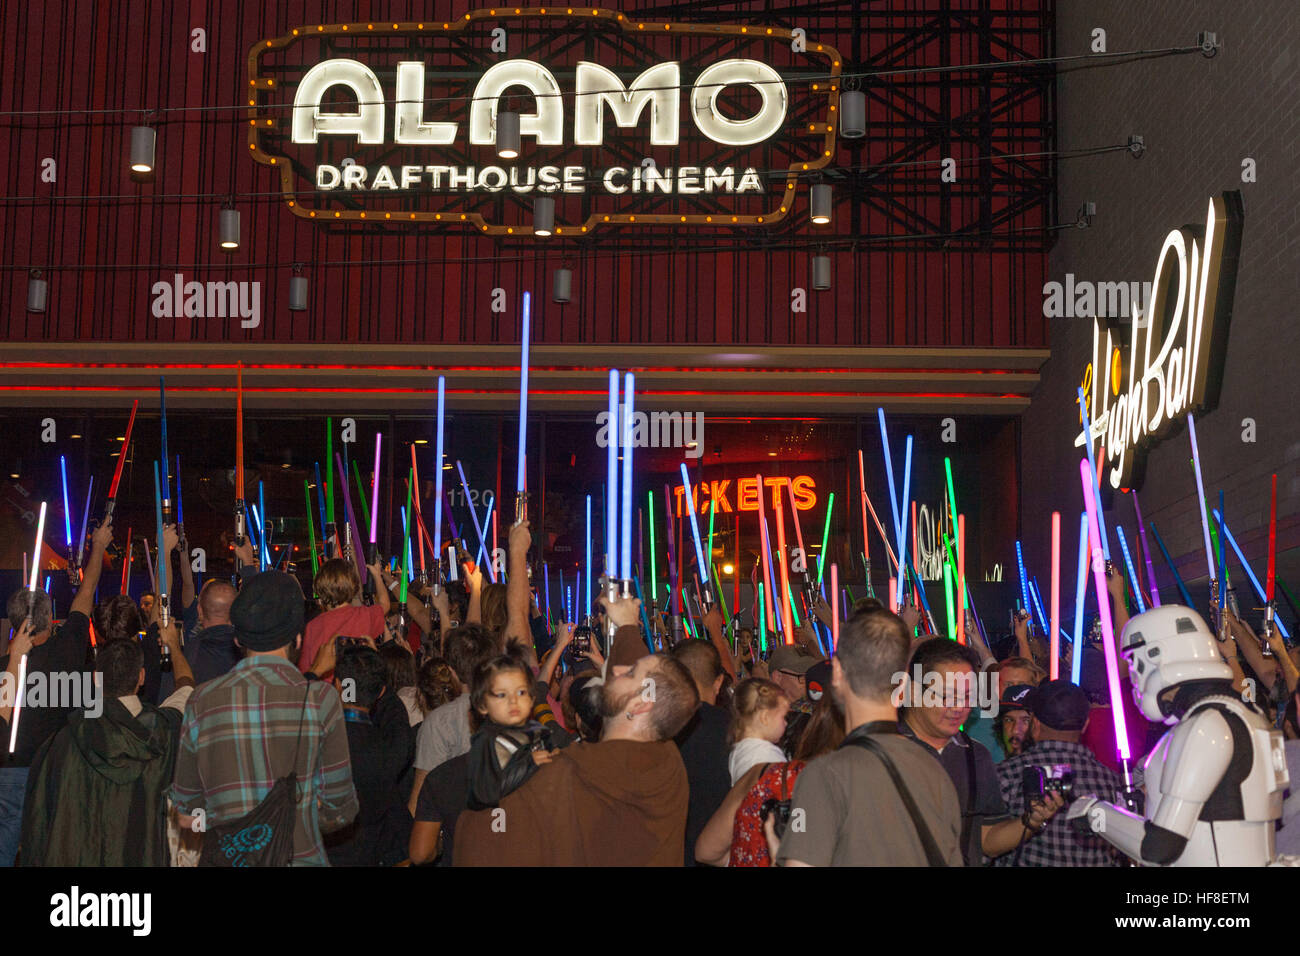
324;644;414;866
20;623;195;866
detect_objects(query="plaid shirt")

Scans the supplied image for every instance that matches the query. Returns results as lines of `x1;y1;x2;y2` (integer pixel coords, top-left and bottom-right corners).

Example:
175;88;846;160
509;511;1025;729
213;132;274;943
171;656;358;866
993;740;1124;867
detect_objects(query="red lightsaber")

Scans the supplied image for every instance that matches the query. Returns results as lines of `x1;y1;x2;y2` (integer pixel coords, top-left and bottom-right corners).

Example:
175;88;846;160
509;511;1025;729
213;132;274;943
104;400;139;520
410;445;427;580
234;364;246;546
120;527;133;594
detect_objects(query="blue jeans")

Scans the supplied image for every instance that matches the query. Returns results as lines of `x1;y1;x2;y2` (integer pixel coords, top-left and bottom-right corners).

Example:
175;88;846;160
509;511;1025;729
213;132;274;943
0;766;30;866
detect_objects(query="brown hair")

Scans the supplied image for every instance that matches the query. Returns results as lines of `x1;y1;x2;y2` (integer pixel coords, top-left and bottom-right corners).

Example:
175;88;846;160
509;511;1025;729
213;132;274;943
644;655;701;741
480;582;509;636
794;692;846;760
416;656;462;714
314;558;360;610
468;654;535;729
728;677;789;745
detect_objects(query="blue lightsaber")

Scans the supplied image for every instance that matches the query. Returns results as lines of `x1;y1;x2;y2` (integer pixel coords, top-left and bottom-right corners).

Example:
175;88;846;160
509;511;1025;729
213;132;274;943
60;456;72;554
606;370;620;579
1115;526;1147;614
680;463;711;606
516;292;531;501
1212;508;1291;640
175;454;184;528
1217;490;1227;611
1029;576;1049;637
896;435;912;608
620;373;635;582
75;475;93;569
153;461;170;627
456;461;496;583
314;462;327;553
1148;521;1194;607
1076;386;1110;560
1071;512;1089;685
585;495;593;619
1015;540;1031;630
159;378;171;518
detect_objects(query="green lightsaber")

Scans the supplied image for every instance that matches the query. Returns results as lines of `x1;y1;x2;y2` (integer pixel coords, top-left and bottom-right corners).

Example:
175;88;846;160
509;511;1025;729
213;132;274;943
817;492;836;587
352;459;371;533
648;489;658;603
304;480;319;575
399;467;413;605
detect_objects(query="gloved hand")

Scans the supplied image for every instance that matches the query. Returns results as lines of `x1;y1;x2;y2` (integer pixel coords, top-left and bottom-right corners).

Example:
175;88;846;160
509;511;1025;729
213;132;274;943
1066;795;1101;835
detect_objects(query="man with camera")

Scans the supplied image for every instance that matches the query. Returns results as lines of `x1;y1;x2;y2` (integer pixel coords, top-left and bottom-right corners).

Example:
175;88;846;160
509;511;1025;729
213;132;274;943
993;679;1123;866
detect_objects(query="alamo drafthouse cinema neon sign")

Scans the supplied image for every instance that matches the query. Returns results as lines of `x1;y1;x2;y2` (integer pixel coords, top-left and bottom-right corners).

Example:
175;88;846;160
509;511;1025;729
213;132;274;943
246;9;840;235
1076;191;1243;493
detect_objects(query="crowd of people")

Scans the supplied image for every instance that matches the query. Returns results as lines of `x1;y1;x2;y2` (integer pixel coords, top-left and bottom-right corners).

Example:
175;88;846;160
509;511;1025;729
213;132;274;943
1;511;1297;867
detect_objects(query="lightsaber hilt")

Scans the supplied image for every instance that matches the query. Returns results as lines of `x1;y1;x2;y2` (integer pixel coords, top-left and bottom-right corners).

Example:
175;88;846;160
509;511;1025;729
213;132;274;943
515;490;529;526
324;521;337;560
1261;603;1276;656
159;593;173;671
343;522;355;565
234;503;246;548
103;498;117;523
162;498;173;527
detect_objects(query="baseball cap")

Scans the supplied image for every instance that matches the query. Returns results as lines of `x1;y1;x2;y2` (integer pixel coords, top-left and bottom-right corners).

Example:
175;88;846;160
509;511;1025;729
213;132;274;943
768;645;817;677
230;571;305;652
1026;679;1092;731
805;659;832;701
999;682;1035;713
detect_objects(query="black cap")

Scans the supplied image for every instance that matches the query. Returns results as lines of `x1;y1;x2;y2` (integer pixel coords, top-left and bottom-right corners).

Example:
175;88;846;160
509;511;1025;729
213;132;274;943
999;683;1035;712
805;660;832;702
230;571;305;652
1026;679;1091;731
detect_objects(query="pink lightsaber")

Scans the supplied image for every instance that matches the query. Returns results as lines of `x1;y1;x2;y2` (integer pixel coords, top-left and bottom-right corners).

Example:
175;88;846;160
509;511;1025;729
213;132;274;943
830;563;840;650
957;514;967;647
1050;511;1060;679
1080;460;1132;766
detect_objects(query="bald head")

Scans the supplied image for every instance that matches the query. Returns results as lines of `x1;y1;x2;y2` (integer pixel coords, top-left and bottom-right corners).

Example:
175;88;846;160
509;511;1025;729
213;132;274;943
198;580;237;627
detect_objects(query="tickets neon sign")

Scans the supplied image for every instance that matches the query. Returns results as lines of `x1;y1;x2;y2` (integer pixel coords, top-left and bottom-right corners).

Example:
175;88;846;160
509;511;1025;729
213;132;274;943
1075;192;1243;490
246;10;841;234
673;475;816;517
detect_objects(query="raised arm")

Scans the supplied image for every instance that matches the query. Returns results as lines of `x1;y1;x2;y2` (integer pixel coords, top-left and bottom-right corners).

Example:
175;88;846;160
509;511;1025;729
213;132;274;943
177;526;196;610
72;519;114;619
504;520;532;647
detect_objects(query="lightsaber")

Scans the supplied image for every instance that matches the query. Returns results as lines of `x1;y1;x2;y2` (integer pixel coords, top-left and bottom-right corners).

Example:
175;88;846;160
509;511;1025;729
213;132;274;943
1212;508;1291;640
1070;511;1089;685
648;490;658;602
621;372;635;585
757;581;768;654
1029;577;1049;638
1015;540;1031;632
432;376;446;588
352;460;372;538
75;476;93;570
1187;413;1215;589
543;563;551;626
1148;521;1194;607
959;514;968;647
1217;491;1227;614
585;495;593;619
475;497;495;573
786;480;811;600
28;501;47;591
153;461;170;630
1049;512;1060;677
7;650;25;753
399;468;413;609
141;533;157;595
174;454;185;546
816;492;835;587
606;369;620;579
104;399;139;521
1116;526;1147;614
456;462;496;583
830;563;840;650
159;377;172;524
1080;460;1132;765
409;445;428;582
324;418;336;558
942;555;956;640
121;526;133;594
258;481;270;571
516;291;531;520
1076;385;1110;560
1266;473;1278;640
896;436;913;608
314;463;327;559
304;480;319;575
60;456;73;558
856;450;871;576
876;408;902;552
681;464;711;607
234;367;246;548
1131;490;1160;607
369;432;382;561
335;452;366;579
755;476;776;634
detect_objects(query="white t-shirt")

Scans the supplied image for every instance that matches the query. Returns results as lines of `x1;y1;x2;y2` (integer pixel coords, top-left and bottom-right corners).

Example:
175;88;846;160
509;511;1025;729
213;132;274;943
729;736;787;786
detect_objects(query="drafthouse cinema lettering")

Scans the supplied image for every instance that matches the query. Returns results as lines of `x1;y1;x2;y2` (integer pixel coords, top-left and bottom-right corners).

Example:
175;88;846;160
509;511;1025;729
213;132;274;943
247;11;841;234
1075;192;1243;491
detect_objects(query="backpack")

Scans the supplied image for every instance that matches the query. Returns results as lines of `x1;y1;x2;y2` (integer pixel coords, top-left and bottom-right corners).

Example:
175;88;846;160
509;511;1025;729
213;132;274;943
198;686;311;867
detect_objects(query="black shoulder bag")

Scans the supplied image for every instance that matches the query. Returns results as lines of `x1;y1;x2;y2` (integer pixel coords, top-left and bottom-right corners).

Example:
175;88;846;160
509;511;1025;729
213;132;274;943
199;686;311;867
839;726;952;867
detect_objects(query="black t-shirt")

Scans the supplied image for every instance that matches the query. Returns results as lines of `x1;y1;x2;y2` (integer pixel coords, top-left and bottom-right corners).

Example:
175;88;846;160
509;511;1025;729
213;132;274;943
0;612;92;767
674;701;732;865
415;752;471;867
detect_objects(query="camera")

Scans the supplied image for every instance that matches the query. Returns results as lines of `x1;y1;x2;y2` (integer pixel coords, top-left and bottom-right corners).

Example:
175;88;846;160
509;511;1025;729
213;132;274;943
760;796;793;840
1021;763;1075;807
566;625;595;664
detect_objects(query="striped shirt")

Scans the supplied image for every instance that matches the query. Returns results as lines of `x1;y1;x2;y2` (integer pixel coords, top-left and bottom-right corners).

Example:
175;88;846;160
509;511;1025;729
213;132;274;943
171;655;358;866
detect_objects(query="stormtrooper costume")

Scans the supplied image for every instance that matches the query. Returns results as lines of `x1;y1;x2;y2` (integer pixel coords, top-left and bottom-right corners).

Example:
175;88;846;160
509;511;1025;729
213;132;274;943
1067;605;1289;866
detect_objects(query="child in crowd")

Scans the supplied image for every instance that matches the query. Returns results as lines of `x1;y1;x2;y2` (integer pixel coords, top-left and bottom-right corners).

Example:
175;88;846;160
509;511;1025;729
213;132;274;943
727;678;790;786
465;654;562;809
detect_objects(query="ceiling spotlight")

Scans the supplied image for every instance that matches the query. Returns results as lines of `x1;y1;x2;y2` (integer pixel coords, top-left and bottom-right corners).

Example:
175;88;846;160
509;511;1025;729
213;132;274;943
533;196;555;236
218;207;241;251
810;184;832;225
496;110;520;159
553;267;572;304
289;263;309;311
812;255;831;291
839;89;866;139
722;563;735;575
26;269;48;313
129;126;156;176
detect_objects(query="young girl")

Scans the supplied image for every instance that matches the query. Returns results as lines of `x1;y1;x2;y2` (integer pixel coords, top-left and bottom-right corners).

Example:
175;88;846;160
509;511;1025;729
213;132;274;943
727;678;791;785
465;654;560;810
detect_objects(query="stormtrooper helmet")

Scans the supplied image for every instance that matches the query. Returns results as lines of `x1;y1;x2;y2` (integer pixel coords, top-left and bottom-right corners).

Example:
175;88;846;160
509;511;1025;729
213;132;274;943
1120;605;1233;724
